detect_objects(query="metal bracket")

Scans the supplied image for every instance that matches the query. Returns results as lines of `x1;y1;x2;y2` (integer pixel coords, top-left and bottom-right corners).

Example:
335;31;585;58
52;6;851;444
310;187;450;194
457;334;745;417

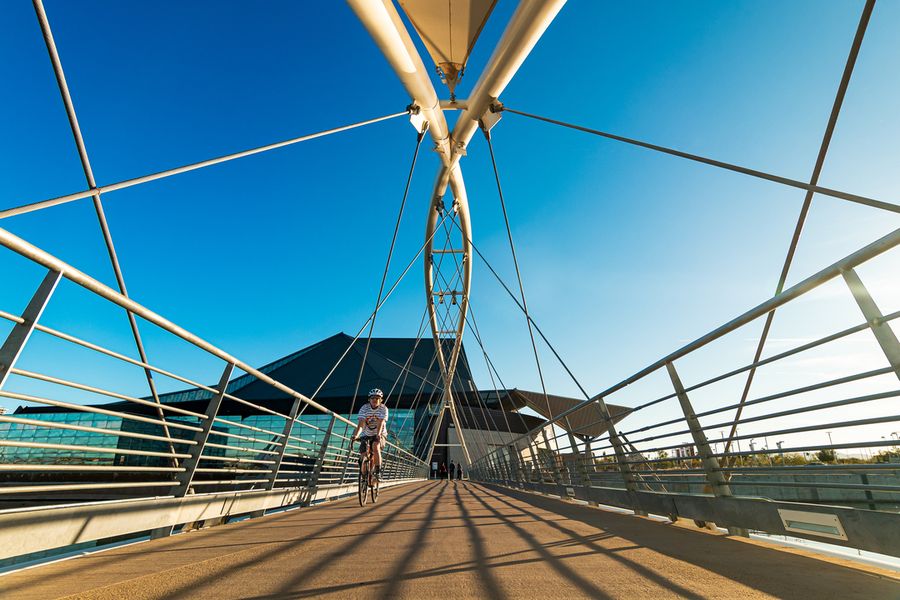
407;104;427;134
479;100;503;134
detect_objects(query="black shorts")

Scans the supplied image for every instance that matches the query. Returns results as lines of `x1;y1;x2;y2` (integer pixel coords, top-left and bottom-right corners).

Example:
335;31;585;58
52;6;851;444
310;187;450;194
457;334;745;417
357;436;381;454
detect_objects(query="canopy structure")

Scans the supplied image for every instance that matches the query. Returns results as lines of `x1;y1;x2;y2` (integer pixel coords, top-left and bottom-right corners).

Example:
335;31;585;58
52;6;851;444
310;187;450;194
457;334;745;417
513;389;631;439
398;0;497;96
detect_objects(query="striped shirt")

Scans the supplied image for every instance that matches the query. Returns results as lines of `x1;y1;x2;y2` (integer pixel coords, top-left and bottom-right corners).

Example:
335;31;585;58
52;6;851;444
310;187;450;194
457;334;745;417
358;402;388;438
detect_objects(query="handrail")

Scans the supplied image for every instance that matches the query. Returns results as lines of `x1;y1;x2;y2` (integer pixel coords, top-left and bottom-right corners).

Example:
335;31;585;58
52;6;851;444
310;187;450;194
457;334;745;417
0;225;425;466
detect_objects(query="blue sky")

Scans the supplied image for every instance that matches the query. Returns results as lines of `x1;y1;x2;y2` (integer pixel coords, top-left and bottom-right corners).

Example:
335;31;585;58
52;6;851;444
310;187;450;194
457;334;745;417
1;1;899;452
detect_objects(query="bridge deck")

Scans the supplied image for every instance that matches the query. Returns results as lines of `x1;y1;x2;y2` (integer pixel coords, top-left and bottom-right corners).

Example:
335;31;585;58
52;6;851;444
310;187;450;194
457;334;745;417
2;481;897;599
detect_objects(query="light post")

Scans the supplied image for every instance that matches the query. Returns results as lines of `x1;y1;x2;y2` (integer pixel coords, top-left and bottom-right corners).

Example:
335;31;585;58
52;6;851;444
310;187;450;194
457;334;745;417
776;441;785;465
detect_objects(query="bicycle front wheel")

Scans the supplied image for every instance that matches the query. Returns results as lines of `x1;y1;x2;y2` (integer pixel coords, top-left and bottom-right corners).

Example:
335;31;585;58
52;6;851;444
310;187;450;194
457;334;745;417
370;472;379;503
358;466;368;507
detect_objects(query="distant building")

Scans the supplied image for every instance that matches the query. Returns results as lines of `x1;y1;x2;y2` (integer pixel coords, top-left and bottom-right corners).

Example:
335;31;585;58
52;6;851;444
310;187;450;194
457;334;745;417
0;334;576;468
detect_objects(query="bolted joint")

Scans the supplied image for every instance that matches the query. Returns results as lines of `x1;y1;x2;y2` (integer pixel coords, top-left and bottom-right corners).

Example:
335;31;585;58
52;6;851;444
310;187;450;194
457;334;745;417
408;104;428;135
480;100;503;138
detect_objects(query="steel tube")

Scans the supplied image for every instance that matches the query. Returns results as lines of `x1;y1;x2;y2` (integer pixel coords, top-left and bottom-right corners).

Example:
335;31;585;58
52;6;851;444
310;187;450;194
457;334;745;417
0;111;409;220
0;222;424;464
0;415;196;446
0;440;191;459
0;390;202;432
0;482;179;494
450;0;568;156
11;368;207;418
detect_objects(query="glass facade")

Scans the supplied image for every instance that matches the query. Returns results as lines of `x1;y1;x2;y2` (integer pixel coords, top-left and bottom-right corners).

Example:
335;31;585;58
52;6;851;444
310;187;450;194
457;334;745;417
0;408;419;466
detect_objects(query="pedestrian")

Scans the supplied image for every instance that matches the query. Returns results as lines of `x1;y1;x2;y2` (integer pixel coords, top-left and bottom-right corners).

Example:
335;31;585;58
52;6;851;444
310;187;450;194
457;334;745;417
439;462;447;480
449;460;455;481
456;463;462;480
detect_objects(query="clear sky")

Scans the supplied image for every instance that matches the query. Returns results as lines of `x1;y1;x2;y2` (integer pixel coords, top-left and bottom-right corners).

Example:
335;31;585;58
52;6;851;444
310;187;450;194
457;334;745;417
1;1;899;454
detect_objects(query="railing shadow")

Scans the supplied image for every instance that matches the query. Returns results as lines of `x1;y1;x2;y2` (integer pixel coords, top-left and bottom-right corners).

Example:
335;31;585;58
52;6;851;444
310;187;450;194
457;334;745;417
480;482;900;599
462;482;613;599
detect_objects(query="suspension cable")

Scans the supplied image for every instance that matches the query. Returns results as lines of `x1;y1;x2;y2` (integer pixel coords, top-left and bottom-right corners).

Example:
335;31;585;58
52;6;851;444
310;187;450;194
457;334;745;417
450;218;593;402
722;0;876;460
498;106;899;215
307;209;451;403
0;109;412;220
481;126;556;425
429;232;520;458
348;124;430;419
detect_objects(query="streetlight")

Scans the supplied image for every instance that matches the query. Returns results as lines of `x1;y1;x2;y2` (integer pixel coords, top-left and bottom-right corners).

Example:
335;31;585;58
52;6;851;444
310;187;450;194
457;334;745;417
826;431;834;446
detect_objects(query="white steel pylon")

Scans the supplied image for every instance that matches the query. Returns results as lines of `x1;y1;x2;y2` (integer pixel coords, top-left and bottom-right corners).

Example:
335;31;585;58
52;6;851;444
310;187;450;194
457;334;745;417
348;0;566;465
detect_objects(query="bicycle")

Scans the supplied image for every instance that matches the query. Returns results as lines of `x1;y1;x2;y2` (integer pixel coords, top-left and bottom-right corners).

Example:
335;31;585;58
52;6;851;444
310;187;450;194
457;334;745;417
355;437;380;506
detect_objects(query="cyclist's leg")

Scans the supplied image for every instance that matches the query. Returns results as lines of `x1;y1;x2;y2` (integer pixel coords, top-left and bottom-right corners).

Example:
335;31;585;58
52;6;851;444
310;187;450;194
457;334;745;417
373;437;383;476
358;438;369;474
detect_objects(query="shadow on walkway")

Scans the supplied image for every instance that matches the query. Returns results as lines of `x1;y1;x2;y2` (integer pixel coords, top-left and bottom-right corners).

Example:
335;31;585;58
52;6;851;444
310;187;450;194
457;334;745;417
463;482;614;599
478;482;900;600
165;482;441;599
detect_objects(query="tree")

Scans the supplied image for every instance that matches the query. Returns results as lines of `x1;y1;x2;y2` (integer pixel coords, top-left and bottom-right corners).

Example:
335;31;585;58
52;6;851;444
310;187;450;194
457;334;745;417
816;448;837;463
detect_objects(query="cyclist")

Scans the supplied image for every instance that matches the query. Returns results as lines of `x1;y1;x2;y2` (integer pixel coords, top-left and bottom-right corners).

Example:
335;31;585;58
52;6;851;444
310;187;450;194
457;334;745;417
351;388;388;479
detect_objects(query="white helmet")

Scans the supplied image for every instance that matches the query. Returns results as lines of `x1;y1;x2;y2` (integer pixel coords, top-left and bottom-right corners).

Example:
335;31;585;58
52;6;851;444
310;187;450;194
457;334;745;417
368;388;384;399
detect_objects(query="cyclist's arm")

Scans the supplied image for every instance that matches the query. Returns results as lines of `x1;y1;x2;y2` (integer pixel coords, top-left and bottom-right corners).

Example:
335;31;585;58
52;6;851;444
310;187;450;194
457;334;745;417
351;417;365;441
379;408;388;439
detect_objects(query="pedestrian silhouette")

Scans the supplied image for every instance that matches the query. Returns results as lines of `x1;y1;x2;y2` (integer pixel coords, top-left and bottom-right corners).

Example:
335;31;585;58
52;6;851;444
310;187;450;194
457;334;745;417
449;460;455;480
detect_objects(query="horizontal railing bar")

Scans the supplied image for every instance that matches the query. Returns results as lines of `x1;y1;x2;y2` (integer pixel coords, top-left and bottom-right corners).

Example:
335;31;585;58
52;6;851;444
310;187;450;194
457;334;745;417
207;429;279;446
0;309;25;324
731;415;900;440
594;368;895;450
606;439;900;468
0;464;185;472
725;480;900;493
0;226;426;466
197;455;276;465
0;482;179;494
695;367;896;420
212;417;285;438
221;392;292;420
685;310;898;396
187;480;271;486
0;415;196;446
0;390;203;432
282;443;312;452
204;442;280;456
193;468;273;474
703;395;900;440
607;390;900;450
29;322;220;395
0;440;191;459
709;441;899;461
607;309;900;423
290;420;325;433
10;368;208;418
721;464;900;473
483;226;900;460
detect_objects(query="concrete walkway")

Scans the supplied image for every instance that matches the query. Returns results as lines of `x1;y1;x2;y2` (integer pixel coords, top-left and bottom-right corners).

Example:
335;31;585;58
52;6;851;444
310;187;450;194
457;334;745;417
2;481;898;599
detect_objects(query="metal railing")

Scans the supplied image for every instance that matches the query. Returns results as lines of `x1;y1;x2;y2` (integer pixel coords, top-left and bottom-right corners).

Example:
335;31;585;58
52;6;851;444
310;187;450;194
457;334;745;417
470;226;900;557
0;226;428;562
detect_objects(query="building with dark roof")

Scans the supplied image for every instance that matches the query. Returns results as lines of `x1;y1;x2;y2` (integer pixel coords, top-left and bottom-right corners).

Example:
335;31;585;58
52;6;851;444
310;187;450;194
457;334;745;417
3;333;629;470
